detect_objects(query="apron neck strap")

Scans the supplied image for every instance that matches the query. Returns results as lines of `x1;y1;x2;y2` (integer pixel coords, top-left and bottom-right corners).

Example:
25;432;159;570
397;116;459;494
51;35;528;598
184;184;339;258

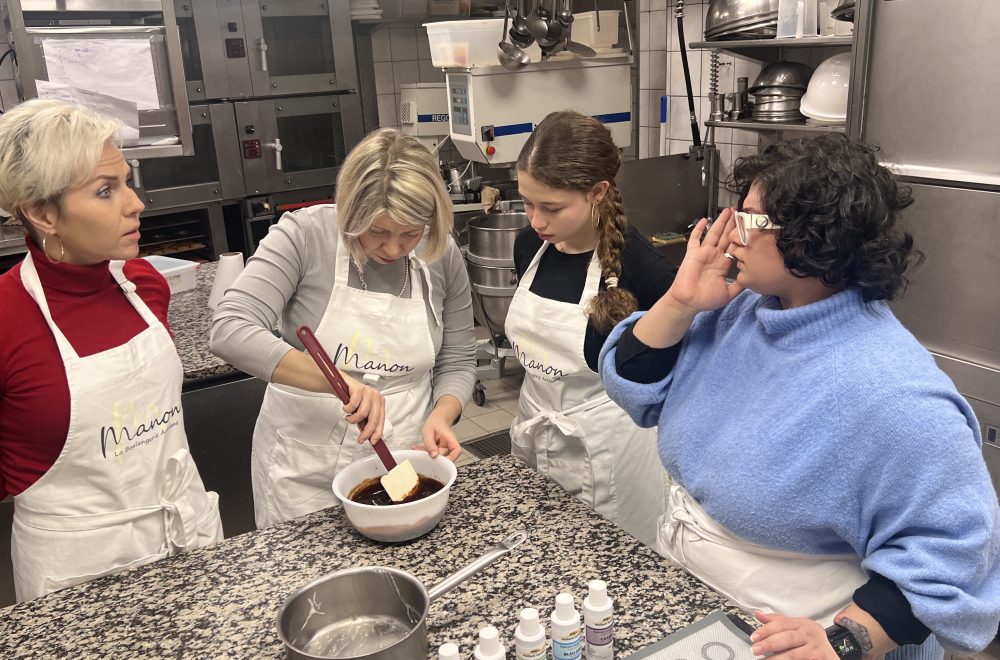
19;253;164;361
108;260;162;327
19;252;78;359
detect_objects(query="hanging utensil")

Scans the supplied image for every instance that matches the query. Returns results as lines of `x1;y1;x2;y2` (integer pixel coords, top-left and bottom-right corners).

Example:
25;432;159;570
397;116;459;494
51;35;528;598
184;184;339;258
621;0;635;54
510;0;534;47
527;0;552;43
498;1;531;70
566;40;597;57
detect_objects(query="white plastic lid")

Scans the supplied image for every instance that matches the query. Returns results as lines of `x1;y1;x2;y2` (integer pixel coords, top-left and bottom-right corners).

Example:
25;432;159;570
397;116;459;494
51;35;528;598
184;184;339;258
478;626;501;654
439;641;460;660
555;592;577;618
519;607;542;636
587;580;609;607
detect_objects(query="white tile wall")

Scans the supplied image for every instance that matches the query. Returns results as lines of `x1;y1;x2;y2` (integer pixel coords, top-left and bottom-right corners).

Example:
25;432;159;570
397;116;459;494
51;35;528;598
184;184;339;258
637;1;763;203
372;23;446;130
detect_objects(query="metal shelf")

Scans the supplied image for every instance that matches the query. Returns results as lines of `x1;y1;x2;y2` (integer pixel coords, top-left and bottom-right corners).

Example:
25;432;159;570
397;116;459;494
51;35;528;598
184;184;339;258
690;35;853;60
707;119;845;133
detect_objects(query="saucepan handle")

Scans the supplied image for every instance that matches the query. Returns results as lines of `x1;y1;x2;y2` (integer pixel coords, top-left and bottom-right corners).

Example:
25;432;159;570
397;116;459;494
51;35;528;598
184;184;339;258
427;530;528;602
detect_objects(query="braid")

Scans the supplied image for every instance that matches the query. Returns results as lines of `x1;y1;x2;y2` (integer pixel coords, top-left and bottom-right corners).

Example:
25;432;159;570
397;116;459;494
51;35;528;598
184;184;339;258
587;183;637;334
515;110;637;333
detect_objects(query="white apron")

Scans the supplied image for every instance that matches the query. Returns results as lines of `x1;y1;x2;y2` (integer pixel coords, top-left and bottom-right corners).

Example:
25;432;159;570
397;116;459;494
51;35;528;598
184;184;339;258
658;473;869;626
251;237;438;528
12;253;223;603
505;243;667;548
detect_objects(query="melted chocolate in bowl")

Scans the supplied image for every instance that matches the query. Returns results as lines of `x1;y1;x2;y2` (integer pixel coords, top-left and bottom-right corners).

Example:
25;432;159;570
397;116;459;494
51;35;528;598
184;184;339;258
349;475;445;506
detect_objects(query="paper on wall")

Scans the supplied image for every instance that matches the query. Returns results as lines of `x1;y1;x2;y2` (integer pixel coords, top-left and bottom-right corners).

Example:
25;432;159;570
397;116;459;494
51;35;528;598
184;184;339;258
41;38;160;111
35;80;140;146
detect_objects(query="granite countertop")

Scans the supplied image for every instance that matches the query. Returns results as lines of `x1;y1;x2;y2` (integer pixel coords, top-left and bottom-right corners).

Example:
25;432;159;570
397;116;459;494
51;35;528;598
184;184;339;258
0;456;743;658
168;261;240;385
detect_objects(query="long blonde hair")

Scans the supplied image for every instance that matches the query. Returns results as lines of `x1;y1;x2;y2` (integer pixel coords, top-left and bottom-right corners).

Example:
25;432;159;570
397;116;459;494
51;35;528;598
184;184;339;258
336;128;452;266
516;110;635;334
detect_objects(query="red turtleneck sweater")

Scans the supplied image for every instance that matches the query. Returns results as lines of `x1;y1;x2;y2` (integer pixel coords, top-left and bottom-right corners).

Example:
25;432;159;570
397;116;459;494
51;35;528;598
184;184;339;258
0;239;172;498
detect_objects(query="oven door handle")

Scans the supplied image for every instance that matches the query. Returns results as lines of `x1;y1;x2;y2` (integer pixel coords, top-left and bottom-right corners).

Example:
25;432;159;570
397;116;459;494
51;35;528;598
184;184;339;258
266;138;283;171
129;159;143;191
259;37;269;72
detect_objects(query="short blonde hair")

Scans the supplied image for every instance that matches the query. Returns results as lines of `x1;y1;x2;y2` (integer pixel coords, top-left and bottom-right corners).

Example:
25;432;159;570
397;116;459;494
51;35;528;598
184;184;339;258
0;99;122;234
336;128;452;265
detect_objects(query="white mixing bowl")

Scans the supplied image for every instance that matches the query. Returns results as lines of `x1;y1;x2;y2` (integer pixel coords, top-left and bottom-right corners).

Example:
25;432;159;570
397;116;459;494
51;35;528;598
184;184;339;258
332;449;458;543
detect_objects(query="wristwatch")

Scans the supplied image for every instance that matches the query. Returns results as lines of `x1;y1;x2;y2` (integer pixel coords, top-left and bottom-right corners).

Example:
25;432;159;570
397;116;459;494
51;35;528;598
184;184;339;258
826;624;863;660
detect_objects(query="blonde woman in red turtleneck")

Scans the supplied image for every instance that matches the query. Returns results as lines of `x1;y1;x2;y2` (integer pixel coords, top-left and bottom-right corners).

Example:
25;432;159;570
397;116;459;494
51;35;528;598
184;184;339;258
0;100;224;602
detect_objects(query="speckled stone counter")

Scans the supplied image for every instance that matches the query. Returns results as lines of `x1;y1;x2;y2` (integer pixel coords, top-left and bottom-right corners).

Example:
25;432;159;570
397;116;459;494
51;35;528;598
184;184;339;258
167;261;240;385
0;456;742;659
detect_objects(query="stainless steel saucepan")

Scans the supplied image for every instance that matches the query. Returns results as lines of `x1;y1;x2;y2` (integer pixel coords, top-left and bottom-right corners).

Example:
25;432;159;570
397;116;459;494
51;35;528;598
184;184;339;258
276;530;528;659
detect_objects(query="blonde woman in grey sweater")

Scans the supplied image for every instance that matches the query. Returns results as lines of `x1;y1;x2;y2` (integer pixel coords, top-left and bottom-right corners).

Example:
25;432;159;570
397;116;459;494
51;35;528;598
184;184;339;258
211;129;476;528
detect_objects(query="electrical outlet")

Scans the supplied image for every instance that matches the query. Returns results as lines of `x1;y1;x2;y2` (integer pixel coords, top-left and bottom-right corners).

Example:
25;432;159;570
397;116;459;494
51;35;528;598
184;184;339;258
985;424;999;447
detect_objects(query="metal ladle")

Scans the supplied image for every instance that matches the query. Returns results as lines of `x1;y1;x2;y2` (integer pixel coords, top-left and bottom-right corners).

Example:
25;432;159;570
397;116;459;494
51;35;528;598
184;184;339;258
527;0;553;43
509;0;534;47
498;2;530;70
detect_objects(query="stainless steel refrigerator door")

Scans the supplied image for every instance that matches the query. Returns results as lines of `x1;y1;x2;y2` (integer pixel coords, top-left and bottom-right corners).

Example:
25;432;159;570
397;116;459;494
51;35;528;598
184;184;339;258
235;95;352;195
174;0;255;101
241;0;358;97
133;103;246;210
857;0;1000;185
888;183;1000;388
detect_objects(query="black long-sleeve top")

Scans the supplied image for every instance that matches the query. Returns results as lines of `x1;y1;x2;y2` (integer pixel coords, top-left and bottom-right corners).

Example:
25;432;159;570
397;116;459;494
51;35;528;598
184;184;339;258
512;225;678;373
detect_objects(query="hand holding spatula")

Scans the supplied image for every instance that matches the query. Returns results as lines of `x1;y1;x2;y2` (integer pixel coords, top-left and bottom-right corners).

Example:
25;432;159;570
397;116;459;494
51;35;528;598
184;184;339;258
296;325;422;503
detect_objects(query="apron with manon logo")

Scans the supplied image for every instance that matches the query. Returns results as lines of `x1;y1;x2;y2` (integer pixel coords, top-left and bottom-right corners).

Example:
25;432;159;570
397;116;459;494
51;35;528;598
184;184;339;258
505;242;667;547
250;235;437;528
12;253;222;602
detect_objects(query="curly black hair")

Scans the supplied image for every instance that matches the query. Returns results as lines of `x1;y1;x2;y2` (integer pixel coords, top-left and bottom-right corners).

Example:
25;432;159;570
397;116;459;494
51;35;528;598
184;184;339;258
728;133;922;302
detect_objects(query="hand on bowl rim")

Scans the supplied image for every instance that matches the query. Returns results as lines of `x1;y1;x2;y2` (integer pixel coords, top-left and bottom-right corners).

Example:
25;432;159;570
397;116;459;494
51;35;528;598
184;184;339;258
417;409;463;461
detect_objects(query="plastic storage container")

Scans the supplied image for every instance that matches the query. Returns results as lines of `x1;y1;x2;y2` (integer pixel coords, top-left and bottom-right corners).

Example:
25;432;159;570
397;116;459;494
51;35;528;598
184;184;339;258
142;255;198;295
425;18;541;68
571;11;620;49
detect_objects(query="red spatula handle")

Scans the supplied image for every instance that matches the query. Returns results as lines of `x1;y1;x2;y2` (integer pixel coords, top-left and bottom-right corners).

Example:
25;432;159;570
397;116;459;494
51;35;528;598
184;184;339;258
296;325;397;471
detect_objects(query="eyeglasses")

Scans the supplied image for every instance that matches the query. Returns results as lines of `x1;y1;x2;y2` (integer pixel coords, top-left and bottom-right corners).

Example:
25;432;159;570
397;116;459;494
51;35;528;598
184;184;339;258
733;211;780;246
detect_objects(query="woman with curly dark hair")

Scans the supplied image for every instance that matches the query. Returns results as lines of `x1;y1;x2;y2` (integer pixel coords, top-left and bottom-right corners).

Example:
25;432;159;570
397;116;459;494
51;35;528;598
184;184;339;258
600;134;1000;660
506;110;678;547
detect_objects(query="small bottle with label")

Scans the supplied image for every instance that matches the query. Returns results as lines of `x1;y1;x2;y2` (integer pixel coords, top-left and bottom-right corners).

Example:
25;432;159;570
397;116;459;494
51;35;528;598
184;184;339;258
474;625;506;660
550;592;584;660
583;580;614;659
439;641;461;660
514;607;547;660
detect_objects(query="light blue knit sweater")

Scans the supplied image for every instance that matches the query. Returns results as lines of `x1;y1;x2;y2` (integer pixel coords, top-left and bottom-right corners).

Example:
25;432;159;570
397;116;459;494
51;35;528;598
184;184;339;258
599;288;1000;652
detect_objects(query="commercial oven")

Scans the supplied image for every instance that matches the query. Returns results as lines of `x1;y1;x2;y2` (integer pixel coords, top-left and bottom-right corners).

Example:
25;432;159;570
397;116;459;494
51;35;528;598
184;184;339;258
174;0;358;101
235;94;359;196
3;0;194;159
131;103;245;211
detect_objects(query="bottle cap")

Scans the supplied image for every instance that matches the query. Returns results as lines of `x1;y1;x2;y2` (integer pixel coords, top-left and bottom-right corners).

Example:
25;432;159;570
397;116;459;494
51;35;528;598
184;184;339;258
438;641;460;660
587;580;609;608
478;626;501;654
555;592;576;619
519;607;542;636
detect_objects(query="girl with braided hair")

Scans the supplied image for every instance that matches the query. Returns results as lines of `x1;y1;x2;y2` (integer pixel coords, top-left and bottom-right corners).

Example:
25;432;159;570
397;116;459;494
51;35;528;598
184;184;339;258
505;110;679;547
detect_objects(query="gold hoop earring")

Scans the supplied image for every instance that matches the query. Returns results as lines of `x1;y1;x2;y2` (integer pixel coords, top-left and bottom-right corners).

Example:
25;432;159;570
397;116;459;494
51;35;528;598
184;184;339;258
591;203;600;229
42;233;65;264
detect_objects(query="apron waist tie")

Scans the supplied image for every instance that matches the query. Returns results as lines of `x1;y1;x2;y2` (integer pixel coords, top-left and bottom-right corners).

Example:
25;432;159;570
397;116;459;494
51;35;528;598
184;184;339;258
160;449;200;552
15;448;201;553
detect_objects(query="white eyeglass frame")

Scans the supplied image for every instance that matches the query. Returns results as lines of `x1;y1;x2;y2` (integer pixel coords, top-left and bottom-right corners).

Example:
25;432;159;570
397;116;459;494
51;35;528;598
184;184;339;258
734;211;780;246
